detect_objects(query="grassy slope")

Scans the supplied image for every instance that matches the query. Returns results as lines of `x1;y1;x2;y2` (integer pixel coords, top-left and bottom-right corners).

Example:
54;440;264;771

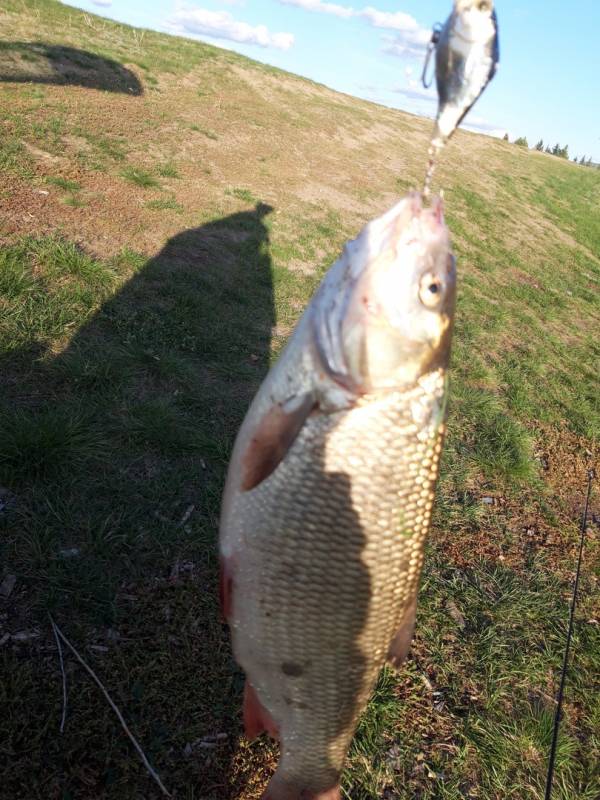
0;1;599;798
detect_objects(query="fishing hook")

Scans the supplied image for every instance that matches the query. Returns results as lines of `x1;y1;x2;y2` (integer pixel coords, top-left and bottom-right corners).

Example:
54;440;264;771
421;23;442;89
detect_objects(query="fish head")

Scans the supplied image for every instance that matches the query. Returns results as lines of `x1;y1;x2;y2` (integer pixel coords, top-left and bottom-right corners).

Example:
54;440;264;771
319;193;455;394
453;0;496;37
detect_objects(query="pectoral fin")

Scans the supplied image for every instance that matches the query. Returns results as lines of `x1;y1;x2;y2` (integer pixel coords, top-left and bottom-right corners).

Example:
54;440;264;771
243;680;279;740
241;393;316;491
387;597;417;668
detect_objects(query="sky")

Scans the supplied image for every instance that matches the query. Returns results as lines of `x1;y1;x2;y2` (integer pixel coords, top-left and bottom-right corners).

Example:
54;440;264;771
61;0;600;162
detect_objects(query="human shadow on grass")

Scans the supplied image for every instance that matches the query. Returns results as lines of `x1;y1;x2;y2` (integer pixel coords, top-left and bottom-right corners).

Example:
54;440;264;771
0;204;285;798
0;42;143;94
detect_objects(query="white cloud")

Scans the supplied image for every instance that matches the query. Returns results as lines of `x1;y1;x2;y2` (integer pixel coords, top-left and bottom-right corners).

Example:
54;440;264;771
381;28;430;58
278;0;353;19
169;6;294;50
391;90;506;137
278;0;430;54
464;114;494;129
360;6;420;32
392;85;436;103
462;117;507;138
91;0;112;7
356;82;382;101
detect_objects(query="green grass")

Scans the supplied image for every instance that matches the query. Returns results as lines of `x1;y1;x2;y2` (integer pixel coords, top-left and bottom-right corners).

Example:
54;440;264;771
190;125;218;139
227;186;257;203
157;162;180;178
46;176;81;192
0;1;598;799
32;114;64;148
120;166;160;188
62;193;86;207
0;135;34;177
145;197;183;212
0;237;116;355
79;131;128;162
0;406;105;484
339;558;600;799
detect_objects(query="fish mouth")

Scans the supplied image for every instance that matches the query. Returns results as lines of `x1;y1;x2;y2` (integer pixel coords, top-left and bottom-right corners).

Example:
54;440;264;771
404;191;446;237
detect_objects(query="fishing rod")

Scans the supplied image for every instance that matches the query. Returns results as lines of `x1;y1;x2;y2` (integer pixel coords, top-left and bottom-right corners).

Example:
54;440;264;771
543;469;594;800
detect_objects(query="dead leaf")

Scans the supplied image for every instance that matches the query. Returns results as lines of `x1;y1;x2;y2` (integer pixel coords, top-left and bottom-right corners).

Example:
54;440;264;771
446;600;466;630
0;574;16;598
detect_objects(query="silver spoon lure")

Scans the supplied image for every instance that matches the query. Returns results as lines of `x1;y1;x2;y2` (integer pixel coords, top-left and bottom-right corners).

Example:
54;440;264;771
422;0;500;197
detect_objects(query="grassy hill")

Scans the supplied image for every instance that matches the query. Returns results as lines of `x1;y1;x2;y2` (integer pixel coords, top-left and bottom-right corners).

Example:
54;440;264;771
0;1;599;798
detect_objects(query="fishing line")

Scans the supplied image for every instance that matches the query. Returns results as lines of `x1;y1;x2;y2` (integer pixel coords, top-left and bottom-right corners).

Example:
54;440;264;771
543;469;594;800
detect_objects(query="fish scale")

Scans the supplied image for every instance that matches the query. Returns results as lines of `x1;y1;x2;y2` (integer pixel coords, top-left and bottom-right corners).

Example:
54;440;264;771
227;371;447;792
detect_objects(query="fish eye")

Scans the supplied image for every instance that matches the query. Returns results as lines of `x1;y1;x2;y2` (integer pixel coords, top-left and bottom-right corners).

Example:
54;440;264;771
419;273;444;308
477;1;491;10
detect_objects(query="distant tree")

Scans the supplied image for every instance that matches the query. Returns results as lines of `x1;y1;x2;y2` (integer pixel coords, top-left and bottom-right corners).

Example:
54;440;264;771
587;157;593;167
545;145;552;153
534;139;544;151
502;132;509;141
560;144;569;159
514;136;528;147
552;143;560;155
573;155;578;162
580;155;586;164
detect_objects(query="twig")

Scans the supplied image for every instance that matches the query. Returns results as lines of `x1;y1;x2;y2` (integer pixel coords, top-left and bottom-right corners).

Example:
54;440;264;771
179;504;195;527
49;617;172;798
49;615;68;734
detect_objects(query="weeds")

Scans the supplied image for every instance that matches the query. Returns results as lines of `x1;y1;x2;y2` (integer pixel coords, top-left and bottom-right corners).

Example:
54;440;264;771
226;187;257;203
145;197;183;212
0;405;105;484
157;162;180;178
120;166;160;187
46;176;81;192
191;125;218;139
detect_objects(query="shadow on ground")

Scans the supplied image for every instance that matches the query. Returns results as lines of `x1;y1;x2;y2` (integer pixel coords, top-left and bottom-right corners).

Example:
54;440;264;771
0;204;280;798
0;42;143;94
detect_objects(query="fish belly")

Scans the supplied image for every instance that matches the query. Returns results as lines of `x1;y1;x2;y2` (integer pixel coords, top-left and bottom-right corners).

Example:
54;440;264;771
225;370;447;793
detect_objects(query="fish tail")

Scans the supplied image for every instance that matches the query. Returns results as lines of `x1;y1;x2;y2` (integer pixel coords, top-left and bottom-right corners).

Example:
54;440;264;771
262;773;341;800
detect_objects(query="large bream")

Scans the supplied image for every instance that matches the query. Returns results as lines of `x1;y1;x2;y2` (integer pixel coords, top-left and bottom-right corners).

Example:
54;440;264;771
220;193;456;800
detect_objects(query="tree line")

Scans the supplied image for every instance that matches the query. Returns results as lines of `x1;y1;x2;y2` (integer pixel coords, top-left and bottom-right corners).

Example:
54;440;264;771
502;133;596;166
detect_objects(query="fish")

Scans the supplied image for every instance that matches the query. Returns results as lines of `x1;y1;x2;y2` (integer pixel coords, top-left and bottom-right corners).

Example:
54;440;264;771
219;192;456;800
424;0;499;194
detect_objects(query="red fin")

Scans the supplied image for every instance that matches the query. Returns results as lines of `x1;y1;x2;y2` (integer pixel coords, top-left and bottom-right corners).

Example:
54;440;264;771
241;394;315;492
243;680;279;740
300;787;341;800
387;597;417;668
262;780;341;800
218;556;234;621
